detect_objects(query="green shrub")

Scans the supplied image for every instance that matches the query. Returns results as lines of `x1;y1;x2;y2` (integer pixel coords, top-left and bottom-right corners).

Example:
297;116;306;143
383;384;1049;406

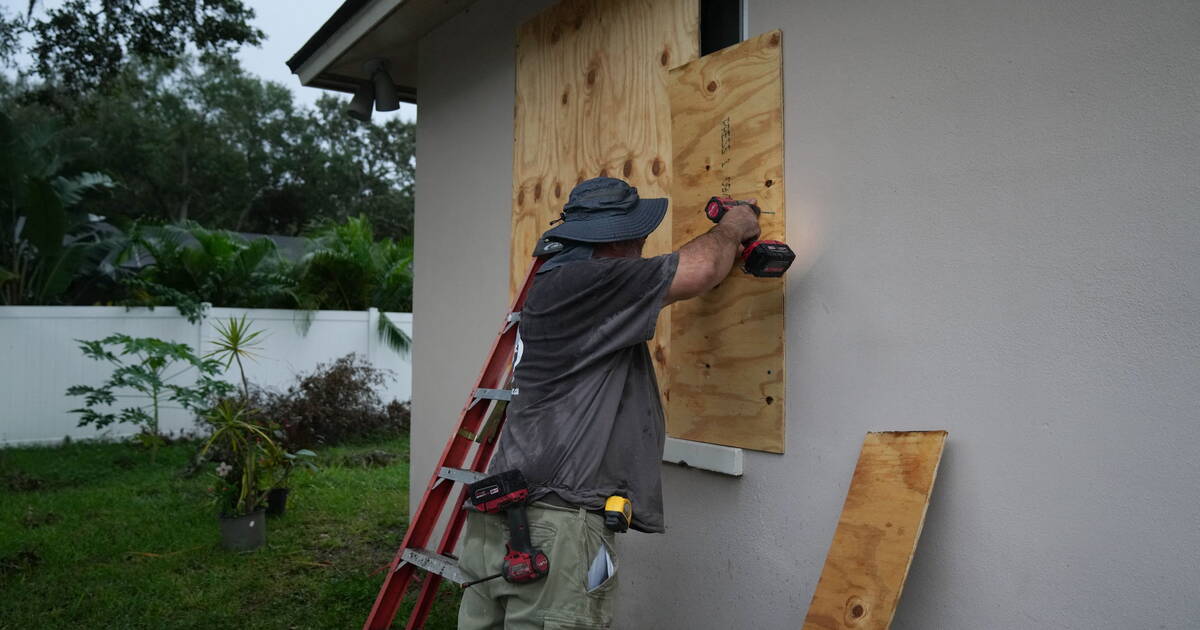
249;353;409;449
119;222;297;321
66;334;234;459
0;111;118;306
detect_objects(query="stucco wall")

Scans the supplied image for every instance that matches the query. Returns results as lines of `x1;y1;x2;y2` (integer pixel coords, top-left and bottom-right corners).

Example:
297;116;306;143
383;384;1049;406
412;0;557;524
414;1;1200;628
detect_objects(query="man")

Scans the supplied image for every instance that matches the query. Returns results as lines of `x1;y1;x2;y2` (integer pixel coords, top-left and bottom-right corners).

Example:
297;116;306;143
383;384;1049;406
458;177;761;629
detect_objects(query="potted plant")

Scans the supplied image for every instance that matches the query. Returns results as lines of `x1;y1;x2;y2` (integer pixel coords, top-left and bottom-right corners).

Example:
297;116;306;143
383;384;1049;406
204;315;322;517
260;441;318;517
201;399;277;551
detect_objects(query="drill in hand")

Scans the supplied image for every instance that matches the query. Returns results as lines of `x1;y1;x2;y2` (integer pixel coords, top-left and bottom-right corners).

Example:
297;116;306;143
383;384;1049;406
704;196;795;278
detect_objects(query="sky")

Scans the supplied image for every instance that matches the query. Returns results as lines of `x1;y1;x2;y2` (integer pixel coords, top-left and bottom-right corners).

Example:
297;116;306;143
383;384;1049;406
4;0;417;122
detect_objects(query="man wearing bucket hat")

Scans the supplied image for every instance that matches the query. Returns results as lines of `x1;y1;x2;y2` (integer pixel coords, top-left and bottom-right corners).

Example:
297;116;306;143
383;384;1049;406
458;177;761;629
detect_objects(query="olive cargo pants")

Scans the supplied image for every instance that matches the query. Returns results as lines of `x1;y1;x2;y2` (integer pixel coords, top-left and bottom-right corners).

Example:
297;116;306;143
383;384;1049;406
457;502;618;629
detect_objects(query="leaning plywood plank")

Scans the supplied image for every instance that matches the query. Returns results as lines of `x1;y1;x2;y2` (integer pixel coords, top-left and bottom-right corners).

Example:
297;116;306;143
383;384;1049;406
511;0;699;398
666;30;786;452
803;431;948;630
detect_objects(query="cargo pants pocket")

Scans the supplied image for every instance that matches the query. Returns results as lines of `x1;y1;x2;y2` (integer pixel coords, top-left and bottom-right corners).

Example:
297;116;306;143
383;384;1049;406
583;517;618;597
542;612;611;629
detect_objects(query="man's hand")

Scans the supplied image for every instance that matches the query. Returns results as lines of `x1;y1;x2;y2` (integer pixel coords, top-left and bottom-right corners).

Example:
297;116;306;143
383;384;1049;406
718;200;761;244
664;198;764;306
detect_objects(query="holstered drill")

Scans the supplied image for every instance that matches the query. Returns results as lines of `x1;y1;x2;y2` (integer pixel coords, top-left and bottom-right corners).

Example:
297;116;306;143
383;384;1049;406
465;469;550;586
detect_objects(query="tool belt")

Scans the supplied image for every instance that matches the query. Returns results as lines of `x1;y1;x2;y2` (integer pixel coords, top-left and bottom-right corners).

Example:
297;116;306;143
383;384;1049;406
541;492;631;533
538;492;595;512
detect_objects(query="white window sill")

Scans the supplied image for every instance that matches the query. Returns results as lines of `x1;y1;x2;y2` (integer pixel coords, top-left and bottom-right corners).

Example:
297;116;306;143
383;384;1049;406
662;438;744;477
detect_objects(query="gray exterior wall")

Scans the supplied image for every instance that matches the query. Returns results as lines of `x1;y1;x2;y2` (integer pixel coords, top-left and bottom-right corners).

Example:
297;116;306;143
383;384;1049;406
411;0;556;527
414;1;1200;628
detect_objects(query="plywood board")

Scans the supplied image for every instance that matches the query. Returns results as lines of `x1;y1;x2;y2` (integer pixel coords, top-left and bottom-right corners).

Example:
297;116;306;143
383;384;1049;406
803;431;949;630
666;30;786;452
511;0;699;397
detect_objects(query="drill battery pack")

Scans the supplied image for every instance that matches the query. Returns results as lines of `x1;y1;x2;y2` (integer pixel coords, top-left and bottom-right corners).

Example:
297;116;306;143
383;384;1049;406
468;469;529;514
741;240;796;278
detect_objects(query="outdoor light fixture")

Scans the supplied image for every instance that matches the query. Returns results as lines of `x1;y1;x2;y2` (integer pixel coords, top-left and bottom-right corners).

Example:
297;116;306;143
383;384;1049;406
347;81;374;121
346;58;400;121
366;58;400;112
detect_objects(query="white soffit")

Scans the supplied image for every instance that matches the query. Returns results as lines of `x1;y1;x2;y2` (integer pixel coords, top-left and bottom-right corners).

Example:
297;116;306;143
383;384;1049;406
290;0;475;99
295;0;403;86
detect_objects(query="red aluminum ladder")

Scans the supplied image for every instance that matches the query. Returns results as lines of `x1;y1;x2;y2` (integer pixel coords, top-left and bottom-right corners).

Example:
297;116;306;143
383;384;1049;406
362;251;550;629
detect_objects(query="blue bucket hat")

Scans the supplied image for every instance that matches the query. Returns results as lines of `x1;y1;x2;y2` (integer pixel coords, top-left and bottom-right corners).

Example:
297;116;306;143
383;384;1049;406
541;177;668;243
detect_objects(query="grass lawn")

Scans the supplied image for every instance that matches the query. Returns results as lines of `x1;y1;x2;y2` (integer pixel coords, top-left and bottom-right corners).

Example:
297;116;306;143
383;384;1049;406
0;436;462;629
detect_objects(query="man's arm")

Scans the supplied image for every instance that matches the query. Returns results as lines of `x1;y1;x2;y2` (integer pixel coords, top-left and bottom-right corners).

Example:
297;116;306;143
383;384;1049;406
664;202;761;305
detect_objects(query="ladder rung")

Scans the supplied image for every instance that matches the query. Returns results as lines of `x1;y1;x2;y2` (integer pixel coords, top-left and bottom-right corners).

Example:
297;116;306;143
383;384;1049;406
400;548;468;584
502;311;521;333
473;388;513;402
438;467;487;485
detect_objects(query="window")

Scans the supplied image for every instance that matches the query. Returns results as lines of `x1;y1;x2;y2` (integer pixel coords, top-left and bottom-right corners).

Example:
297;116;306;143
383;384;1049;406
700;0;744;56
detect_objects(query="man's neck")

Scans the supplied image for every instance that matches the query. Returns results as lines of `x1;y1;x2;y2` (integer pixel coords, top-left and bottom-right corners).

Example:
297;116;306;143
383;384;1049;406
593;239;646;259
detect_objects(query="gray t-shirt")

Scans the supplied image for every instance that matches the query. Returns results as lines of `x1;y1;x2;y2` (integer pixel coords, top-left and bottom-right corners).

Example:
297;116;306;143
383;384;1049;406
489;252;679;533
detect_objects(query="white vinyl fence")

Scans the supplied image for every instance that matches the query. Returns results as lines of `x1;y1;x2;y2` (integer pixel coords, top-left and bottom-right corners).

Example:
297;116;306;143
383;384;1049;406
0;305;412;445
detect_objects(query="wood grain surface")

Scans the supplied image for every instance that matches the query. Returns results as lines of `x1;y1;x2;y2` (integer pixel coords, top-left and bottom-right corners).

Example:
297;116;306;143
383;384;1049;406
665;30;786;452
803;431;949;630
510;0;699;397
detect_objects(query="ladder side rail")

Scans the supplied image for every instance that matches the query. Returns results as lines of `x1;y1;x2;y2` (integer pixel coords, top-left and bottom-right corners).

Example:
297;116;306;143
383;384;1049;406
370;564;418;630
438;401;509;555
363;258;543;630
362;339;515;629
362;374;508;628
404;396;513;628
406;573;445;630
405;424;506;629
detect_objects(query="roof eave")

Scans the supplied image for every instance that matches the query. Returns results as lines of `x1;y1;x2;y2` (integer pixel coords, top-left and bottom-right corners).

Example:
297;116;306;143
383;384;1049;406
288;0;474;102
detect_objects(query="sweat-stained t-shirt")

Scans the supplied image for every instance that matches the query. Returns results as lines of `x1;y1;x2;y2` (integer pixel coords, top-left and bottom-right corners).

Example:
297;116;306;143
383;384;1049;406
488;252;680;533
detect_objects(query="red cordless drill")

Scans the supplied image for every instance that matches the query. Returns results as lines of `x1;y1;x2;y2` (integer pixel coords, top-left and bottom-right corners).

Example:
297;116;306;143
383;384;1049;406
704;196;795;278
464;470;550;586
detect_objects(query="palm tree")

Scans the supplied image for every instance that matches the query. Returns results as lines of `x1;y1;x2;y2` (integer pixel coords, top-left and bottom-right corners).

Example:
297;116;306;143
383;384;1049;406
296;215;412;354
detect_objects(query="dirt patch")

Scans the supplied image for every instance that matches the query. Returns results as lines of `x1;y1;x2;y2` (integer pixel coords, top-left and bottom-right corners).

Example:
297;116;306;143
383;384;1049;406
334;450;404;469
0;549;42;579
306;535;395;575
3;470;48;492
19;507;62;529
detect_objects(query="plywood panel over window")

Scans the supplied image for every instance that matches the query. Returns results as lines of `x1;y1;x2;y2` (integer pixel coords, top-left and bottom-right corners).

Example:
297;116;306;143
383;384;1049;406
511;0;700;397
666;30;787;453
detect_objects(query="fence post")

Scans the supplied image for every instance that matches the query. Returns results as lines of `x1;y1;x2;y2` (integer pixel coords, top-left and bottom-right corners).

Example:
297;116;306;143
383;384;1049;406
197;302;213;354
367;307;378;365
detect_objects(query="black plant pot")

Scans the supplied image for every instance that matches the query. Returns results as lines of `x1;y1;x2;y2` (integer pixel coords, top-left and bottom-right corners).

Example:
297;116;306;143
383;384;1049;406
266;487;290;516
219;509;266;551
